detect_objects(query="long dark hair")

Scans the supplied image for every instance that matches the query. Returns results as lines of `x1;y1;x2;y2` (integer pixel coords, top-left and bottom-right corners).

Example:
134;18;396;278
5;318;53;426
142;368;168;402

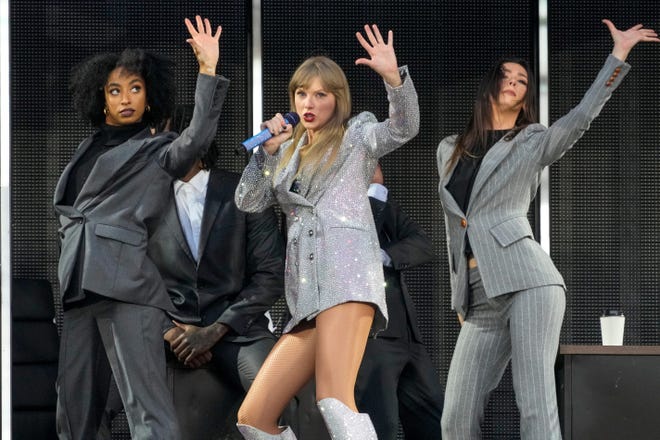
446;57;537;173
69;48;176;127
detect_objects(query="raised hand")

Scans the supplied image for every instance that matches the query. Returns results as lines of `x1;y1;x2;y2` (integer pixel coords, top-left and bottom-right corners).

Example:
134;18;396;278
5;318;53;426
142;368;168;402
603;19;660;62
185;15;222;75
355;24;401;87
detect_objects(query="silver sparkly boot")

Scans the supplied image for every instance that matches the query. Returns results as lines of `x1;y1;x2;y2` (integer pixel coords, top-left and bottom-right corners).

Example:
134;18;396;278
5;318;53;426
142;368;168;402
236;424;297;440
316;397;377;439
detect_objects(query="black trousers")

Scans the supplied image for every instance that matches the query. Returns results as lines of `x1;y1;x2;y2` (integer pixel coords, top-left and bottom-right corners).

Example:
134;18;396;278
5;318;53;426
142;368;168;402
206;333;277;391
355;331;444;440
175;333;280;440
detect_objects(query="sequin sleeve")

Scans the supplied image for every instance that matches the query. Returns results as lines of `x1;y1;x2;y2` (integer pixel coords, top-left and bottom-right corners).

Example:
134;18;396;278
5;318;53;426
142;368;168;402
234;145;280;213
347;65;419;158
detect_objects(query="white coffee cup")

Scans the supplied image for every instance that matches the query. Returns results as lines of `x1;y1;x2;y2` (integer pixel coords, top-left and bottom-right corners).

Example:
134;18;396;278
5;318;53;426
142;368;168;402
600;311;625;346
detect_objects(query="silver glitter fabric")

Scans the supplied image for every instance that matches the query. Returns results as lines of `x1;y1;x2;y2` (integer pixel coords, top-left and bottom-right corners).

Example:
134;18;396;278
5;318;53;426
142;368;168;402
317;397;377;439
236;424;297;440
235;66;419;334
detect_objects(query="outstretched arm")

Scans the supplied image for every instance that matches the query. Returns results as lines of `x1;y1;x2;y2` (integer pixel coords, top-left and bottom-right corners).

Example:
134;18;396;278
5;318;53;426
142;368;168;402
350;25;419;159
534;19;659;166
355;24;401;87
603;19;660;63
159;16;228;177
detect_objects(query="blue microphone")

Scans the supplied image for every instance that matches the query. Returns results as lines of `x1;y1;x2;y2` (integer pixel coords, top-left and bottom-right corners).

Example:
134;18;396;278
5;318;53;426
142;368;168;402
241;112;300;150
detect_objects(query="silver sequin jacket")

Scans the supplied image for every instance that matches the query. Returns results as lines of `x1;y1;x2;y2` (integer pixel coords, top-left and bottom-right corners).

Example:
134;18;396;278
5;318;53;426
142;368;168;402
235;66;419;333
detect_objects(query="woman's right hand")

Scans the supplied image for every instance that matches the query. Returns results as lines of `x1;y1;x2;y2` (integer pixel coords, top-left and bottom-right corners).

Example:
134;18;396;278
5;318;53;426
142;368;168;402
355;24;401;87
603;19;659;62
261;113;294;155
184;15;222;76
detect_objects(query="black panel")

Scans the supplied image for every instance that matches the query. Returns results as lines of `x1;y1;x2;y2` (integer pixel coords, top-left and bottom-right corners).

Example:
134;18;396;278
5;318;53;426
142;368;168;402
262;1;534;437
549;1;660;346
561;352;660;439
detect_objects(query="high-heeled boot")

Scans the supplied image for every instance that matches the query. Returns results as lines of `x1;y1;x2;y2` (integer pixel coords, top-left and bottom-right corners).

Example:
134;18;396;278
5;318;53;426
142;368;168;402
316;397;377;439
236;424;297;440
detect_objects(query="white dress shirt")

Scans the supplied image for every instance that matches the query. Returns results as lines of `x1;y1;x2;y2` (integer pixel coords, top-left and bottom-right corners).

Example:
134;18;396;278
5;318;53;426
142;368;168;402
173;169;210;261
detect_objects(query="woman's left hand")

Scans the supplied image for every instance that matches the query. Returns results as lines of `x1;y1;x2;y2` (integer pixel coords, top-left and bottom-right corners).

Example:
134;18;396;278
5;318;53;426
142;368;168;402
603;19;660;62
185;15;222;76
355;24;401;87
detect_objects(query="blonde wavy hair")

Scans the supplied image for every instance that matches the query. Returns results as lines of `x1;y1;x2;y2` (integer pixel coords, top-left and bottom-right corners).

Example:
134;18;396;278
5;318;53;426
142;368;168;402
277;56;351;178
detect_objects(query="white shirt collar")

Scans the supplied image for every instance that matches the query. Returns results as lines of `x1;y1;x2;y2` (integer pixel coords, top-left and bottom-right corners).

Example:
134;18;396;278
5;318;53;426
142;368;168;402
174;169;210;196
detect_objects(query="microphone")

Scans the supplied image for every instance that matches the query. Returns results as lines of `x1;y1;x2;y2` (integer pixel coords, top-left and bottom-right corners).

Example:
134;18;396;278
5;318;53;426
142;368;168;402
241;112;300;151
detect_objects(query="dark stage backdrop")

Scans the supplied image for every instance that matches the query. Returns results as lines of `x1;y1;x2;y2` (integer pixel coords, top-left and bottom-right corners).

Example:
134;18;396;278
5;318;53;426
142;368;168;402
548;2;660;346
9;1;660;439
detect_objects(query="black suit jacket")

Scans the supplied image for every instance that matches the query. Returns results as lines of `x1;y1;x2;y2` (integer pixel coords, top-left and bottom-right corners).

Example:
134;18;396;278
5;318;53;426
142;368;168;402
370;197;434;342
147;168;285;342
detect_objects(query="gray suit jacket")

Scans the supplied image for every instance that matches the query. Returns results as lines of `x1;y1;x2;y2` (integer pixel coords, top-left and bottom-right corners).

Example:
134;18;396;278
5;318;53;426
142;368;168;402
54;74;229;310
437;55;630;317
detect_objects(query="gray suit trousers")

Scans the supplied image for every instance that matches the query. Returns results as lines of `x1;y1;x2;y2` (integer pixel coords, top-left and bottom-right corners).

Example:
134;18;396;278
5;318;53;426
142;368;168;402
442;267;565;440
56;299;180;440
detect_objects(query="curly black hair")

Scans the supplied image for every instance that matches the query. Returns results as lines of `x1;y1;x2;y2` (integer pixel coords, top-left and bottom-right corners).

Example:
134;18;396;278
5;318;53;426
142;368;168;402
69;48;176;127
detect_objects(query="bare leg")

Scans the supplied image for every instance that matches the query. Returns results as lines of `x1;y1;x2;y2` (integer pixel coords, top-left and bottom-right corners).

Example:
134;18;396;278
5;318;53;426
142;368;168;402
314;302;377;439
237;322;316;434
315;301;375;409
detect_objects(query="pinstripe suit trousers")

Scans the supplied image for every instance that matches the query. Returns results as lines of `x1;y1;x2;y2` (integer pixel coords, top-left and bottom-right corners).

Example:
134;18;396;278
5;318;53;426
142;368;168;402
442;267;565;439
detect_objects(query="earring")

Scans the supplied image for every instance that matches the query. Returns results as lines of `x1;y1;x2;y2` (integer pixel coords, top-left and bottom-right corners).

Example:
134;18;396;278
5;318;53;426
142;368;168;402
103;108;107;115
146;105;151;112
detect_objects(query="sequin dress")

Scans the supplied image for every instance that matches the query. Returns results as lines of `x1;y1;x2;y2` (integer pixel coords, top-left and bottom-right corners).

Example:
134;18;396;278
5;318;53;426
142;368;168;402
236;66;419;333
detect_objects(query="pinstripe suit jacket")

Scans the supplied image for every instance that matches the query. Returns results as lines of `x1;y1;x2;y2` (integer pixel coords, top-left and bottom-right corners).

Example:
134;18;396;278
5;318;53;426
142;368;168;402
436;55;630;317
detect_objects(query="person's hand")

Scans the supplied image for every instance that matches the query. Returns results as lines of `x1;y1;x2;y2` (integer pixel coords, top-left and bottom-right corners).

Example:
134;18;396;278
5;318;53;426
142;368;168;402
163;326;183;345
170;321;229;366
355;24;401;87
260;113;294;155
457;313;465;326
185;15;222;76
185;351;213;368
603;19;660;62
164;325;212;368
